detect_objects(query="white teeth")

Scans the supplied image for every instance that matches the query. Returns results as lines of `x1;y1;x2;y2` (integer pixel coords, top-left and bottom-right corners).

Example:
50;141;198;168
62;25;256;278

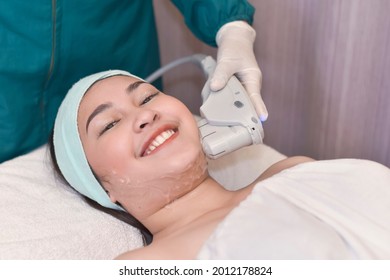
144;129;175;156
161;131;171;139
155;135;165;145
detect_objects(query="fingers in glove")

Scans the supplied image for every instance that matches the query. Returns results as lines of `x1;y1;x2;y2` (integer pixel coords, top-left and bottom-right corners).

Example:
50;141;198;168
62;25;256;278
240;70;268;122
249;92;268;122
209;60;237;91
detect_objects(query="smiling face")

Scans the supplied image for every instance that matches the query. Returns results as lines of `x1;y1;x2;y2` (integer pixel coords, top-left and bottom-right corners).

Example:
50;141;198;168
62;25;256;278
77;75;208;220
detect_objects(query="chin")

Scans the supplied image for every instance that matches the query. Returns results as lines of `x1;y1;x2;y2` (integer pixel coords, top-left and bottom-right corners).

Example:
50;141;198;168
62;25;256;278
168;146;207;177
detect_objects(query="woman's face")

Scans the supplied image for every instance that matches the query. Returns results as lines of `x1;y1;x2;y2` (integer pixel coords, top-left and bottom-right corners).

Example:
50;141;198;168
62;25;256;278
78;75;208;220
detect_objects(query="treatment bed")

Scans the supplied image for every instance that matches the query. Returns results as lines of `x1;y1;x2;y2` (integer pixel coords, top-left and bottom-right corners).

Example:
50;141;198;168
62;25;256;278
1;142;286;259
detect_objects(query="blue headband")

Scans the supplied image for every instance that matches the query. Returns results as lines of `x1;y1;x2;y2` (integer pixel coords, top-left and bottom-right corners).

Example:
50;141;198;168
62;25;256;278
53;70;142;211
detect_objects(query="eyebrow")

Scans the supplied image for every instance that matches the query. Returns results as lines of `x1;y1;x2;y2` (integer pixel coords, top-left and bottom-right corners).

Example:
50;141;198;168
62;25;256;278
85;103;112;133
126;80;146;94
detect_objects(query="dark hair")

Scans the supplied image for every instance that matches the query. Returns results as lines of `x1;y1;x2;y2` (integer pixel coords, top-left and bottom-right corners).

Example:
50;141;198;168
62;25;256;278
48;131;153;245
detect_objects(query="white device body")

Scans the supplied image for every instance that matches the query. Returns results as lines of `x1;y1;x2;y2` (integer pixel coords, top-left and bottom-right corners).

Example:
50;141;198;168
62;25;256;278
198;56;264;159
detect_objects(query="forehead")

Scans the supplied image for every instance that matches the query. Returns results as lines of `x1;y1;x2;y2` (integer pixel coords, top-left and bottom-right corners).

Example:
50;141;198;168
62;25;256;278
78;75;142;117
86;75;140;96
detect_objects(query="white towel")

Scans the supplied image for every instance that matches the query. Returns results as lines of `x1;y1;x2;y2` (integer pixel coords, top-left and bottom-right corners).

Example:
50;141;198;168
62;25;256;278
198;159;390;259
0;146;143;259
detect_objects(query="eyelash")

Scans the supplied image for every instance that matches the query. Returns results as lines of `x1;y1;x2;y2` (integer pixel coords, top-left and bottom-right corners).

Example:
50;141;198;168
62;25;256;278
99;92;160;136
140;91;159;105
99;120;118;136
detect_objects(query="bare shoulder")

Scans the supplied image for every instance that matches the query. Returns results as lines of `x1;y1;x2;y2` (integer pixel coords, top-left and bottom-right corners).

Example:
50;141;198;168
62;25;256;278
115;244;166;260
115;247;146;260
257;156;315;181
115;213;230;260
115;235;200;260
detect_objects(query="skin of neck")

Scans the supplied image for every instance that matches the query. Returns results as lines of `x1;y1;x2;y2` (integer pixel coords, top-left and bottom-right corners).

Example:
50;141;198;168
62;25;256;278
141;174;239;237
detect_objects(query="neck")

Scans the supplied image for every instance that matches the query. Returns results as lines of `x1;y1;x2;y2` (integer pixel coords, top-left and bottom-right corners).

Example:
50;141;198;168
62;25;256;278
142;175;239;237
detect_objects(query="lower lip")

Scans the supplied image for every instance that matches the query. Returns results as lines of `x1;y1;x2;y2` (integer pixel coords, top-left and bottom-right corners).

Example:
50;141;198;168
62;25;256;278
144;131;179;157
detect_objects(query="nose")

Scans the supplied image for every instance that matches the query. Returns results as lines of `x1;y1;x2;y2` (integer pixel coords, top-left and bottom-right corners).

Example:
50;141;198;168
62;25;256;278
134;109;158;132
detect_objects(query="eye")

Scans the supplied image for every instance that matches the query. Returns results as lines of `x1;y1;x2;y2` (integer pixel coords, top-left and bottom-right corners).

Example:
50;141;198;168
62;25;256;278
140;92;159;105
99;120;119;136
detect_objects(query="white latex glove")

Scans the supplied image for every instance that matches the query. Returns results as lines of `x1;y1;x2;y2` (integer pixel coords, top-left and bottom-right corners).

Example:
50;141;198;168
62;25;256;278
210;21;268;122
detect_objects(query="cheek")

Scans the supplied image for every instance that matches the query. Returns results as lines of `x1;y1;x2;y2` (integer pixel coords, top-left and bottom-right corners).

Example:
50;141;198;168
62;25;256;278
162;96;195;121
167;99;201;139
85;135;133;180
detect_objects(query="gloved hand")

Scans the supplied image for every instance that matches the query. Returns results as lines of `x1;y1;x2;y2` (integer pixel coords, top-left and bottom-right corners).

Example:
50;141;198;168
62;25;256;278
210;21;268;122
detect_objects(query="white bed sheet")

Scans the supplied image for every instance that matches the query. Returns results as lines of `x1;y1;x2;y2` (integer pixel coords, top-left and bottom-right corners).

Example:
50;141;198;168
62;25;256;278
197;159;390;259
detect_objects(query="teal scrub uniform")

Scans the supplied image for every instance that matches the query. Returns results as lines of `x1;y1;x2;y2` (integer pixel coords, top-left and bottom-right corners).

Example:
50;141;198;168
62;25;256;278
0;0;254;162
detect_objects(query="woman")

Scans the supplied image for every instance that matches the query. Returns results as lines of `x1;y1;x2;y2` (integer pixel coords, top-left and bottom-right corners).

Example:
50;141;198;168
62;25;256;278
50;70;390;259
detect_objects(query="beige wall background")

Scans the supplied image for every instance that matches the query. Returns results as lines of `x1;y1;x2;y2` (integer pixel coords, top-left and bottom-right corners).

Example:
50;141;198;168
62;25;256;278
153;0;390;167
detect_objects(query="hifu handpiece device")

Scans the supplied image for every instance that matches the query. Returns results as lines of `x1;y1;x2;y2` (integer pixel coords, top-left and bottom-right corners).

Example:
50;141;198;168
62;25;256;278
145;54;264;159
197;56;264;159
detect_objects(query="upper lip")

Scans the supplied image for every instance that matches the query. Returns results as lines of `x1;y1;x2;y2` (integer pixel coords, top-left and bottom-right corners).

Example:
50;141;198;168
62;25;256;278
139;125;178;157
